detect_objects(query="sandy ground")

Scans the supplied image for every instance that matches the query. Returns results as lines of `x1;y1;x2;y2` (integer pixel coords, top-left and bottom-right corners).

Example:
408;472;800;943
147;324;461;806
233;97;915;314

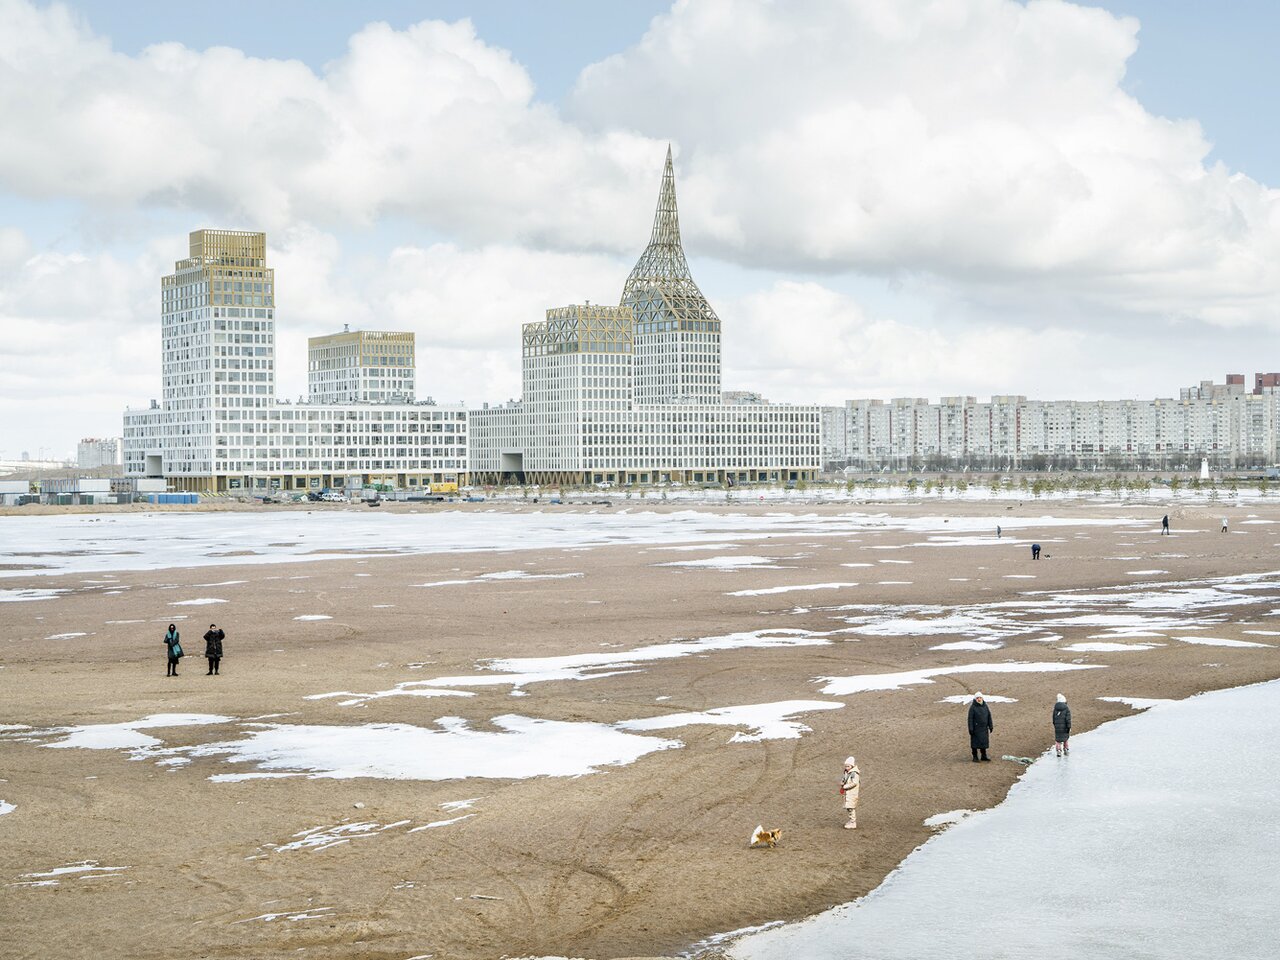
2;499;1280;960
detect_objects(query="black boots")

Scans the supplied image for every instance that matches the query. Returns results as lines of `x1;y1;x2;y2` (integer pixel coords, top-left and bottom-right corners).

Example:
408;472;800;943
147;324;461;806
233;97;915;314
980;749;990;762
971;749;979;763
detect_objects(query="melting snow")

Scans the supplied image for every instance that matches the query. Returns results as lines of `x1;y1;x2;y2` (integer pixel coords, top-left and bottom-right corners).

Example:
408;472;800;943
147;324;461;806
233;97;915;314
618;700;844;743
414;570;583;587
1098;696;1175;711
728;583;859;597
819;662;1103;696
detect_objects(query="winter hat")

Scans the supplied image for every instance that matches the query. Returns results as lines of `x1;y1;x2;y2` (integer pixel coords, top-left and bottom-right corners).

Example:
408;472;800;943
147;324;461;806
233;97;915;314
1056;693;1066;703
973;692;984;700
844;756;856;767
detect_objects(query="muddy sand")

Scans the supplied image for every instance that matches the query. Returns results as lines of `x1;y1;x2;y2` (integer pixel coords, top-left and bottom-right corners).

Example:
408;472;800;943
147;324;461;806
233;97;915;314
2;499;1278;959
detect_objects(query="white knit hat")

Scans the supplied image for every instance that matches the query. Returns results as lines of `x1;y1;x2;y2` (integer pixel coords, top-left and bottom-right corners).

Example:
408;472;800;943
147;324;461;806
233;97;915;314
1057;693;1066;703
844;756;856;766
973;692;984;700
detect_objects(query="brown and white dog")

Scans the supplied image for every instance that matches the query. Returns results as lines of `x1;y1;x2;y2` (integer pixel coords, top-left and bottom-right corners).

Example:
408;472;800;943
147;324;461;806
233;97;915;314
750;825;782;848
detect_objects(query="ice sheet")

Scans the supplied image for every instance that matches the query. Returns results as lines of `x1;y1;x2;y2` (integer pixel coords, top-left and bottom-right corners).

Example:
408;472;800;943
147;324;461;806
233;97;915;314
726;680;1280;960
618;700;844;743
184;715;679;780
819;662;1103;696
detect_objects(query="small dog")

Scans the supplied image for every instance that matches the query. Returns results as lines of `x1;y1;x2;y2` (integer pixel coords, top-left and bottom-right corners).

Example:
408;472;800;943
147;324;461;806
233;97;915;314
750;825;782;848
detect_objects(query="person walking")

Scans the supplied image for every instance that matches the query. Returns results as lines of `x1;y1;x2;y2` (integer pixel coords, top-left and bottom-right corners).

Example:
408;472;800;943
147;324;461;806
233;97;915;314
968;693;994;762
203;623;225;675
1031;543;1041;560
163;624;183;677
1161;514;1170;535
996;524;1002;539
840;756;861;829
1053;694;1072;756
1221;517;1229;534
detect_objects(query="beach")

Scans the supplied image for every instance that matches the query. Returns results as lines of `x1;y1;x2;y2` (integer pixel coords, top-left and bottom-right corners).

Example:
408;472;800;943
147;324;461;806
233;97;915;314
2;499;1278;959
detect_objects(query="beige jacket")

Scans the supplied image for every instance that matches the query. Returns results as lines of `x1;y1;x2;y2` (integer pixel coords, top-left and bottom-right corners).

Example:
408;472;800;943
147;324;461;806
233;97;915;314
841;765;860;808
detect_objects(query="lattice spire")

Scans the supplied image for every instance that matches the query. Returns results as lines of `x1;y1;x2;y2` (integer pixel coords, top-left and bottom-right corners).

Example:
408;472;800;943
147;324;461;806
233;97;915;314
621;146;718;322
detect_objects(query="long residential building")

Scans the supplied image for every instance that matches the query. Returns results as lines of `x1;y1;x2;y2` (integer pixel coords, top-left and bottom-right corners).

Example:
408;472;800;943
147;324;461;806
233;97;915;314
821;379;1280;472
123;230;465;494
467;149;821;486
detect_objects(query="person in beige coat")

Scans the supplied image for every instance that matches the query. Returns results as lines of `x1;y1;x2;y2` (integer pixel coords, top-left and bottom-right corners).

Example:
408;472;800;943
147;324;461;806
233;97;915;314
840;756;861;829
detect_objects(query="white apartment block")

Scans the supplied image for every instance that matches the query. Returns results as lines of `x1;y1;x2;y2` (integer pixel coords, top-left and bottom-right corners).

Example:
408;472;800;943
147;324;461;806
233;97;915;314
124;230;465;494
469;150;821;485
308;328;416;403
77;437;122;469
822;379;1280;472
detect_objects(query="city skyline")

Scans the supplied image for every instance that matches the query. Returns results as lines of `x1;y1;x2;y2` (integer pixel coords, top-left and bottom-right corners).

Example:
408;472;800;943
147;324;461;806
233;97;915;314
4;0;1280;456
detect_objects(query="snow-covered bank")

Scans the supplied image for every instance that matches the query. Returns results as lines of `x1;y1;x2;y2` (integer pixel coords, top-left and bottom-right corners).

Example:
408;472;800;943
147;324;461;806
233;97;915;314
725;679;1280;959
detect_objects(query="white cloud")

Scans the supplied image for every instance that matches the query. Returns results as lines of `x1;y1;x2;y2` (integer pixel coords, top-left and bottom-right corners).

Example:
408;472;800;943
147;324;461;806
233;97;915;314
571;0;1280;324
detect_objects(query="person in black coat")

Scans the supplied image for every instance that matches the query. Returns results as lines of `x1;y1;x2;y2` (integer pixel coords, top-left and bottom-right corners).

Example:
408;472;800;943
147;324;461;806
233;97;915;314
203;623;225;676
1053;693;1072;756
968;693;993;762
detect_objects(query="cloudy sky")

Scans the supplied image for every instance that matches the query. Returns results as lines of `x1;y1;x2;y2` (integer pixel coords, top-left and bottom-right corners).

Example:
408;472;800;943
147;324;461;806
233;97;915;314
2;0;1279;458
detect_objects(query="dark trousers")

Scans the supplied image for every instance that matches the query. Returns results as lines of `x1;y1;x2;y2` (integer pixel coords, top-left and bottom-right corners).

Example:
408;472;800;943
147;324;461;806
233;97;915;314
167;657;179;676
207;656;221;675
971;747;989;761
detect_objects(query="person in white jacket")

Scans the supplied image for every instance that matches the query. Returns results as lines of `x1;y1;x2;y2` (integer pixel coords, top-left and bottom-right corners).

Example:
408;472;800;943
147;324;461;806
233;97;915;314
840;756;861;829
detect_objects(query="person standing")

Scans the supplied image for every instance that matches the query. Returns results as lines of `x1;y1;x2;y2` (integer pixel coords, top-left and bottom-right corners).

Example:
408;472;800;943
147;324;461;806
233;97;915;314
968;693;993;762
203;623;225;676
1221;517;1229;534
1161;514;1170;535
1053;694;1072;756
996;524;1002;539
1031;543;1041;560
163;624;182;677
840;756;860;829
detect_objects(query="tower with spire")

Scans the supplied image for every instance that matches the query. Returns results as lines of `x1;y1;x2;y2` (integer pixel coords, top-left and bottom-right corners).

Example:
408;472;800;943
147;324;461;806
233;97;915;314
622;146;722;404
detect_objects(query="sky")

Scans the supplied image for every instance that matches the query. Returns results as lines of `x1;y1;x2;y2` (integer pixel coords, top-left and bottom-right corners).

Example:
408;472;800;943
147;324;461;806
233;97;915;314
2;0;1279;459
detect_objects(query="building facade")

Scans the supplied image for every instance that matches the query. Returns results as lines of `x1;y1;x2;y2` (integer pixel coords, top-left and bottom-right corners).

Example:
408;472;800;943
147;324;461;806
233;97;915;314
77;437;123;469
468;150;821;486
822;376;1280;472
124;230;465;494
308;329;416;403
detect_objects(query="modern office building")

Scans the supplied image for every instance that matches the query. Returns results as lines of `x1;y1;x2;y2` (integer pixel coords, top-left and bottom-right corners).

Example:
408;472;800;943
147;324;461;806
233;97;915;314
123;230;465;493
308;328;416;403
468;150;821;486
821;374;1280;472
77;437;123;469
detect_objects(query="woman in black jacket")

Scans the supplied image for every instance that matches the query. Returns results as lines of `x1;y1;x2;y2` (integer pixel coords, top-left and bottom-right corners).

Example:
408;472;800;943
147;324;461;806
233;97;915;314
968;693;993;762
1053;694;1072;756
203;624;225;676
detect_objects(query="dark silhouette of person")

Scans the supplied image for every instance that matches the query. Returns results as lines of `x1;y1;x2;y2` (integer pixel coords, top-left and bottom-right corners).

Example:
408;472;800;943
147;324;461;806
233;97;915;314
204;624;225;676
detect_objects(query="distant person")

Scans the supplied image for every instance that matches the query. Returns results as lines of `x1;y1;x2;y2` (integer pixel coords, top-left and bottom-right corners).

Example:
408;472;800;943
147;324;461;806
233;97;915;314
1053;694;1072;757
968;693;994;762
840;756;861;829
164;624;182;677
996;525;1002;539
1031;543;1041;560
204;623;225;676
1161;514;1170;535
1221;517;1229;534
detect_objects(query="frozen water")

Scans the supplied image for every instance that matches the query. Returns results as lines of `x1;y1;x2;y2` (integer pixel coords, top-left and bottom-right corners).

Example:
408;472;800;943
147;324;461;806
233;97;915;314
658;555;792;570
414;570;583;587
0;510;1144;578
1059;642;1160;652
726;680;1280;960
0;588;67;602
922;809;972;828
1170;635;1272;648
728;583;859;597
819;662;1102;696
184;715;679;780
23;714;234;754
1098;696;1174;710
618;700;844;743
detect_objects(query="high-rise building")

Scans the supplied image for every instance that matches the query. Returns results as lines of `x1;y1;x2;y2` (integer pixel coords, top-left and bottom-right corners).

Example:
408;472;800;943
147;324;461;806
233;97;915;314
308;329;416;403
124;232;465;494
469;150;821;485
623;147;722;404
77;437;123;469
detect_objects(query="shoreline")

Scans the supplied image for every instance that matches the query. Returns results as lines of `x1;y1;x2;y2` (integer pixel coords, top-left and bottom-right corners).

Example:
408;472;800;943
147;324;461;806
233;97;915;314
3;501;1279;959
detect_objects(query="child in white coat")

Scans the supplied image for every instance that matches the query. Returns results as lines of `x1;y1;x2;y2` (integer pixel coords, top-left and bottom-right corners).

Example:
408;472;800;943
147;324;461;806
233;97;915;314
840;756;861;829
